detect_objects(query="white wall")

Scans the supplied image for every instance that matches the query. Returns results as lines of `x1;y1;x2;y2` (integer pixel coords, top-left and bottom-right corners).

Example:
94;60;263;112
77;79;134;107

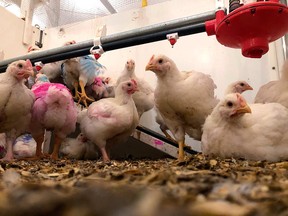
44;0;284;151
0;7;27;59
0;6;45;60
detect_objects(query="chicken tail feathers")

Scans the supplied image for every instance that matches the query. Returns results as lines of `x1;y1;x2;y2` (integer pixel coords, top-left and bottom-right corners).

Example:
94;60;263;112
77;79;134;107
44;85;73;109
40;85;74;128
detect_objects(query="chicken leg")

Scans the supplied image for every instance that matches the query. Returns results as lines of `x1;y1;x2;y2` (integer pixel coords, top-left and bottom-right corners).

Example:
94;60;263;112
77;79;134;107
178;140;185;162
78;80;95;107
1;137;14;161
72;81;80;100
35;133;45;158
161;128;177;143
50;135;63;160
100;147;110;162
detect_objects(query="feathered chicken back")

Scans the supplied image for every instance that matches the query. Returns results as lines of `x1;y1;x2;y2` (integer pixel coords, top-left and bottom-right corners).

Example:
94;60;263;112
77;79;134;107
255;60;288;107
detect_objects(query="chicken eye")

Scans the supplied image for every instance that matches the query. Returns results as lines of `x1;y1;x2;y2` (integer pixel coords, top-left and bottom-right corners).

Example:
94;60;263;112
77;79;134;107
127;83;131;87
240;83;244;86
18;63;23;68
226;101;233;107
158;59;163;64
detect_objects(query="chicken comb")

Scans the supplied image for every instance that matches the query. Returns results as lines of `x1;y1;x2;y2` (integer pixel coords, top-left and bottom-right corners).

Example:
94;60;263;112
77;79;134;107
94;77;104;86
94;76;102;83
236;93;247;107
27;46;32;53
131;79;138;86
26;59;33;69
148;55;155;64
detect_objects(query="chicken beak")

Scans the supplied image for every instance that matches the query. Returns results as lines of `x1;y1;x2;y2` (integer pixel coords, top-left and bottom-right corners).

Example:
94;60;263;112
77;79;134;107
235;104;252;115
145;64;157;72
24;68;34;79
245;85;253;91
233;93;251;115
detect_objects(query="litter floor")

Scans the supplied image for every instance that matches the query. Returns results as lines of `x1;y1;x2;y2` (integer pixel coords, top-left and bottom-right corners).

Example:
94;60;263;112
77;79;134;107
0;153;287;216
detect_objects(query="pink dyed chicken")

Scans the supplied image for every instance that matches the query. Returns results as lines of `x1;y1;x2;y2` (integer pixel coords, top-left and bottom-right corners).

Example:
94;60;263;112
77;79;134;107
30;73;78;160
78;79;139;162
85;76;115;102
0;59;34;161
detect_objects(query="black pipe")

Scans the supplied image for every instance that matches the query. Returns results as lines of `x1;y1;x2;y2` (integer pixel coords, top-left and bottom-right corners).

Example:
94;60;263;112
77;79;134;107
0;22;206;72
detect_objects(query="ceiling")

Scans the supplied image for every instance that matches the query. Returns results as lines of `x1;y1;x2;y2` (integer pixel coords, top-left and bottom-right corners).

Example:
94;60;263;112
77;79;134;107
0;0;170;28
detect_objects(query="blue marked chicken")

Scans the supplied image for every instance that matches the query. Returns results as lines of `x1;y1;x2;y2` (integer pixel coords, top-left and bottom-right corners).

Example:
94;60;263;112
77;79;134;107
61;41;107;107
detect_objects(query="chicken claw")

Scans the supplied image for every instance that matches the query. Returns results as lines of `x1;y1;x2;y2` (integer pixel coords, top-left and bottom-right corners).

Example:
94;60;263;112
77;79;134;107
78;80;95;107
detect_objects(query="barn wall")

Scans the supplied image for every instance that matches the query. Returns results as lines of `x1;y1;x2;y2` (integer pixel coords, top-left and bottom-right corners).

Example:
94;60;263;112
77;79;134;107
0;7;27;59
44;0;286;151
0;6;45;60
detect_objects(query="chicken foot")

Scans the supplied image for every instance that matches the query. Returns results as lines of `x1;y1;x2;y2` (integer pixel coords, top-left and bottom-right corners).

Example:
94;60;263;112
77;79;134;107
78;80;95;107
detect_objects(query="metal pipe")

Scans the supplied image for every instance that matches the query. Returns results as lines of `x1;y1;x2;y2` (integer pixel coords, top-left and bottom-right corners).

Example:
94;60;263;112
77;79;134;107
0;40;94;71
101;10;215;44
0;19;209;72
102;23;206;51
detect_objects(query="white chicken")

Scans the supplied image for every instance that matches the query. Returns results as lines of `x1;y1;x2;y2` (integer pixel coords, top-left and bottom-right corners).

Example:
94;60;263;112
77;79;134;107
60;133;99;160
155;80;253;143
61;41;107;107
146;54;218;161
116;59;154;119
224;80;253;95
202;93;288;162
255;60;288;107
13;134;36;159
78;79;139;162
0;59;35;161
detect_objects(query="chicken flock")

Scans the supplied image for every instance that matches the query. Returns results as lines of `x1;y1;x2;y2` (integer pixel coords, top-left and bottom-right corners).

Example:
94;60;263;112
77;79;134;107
0;43;288;163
